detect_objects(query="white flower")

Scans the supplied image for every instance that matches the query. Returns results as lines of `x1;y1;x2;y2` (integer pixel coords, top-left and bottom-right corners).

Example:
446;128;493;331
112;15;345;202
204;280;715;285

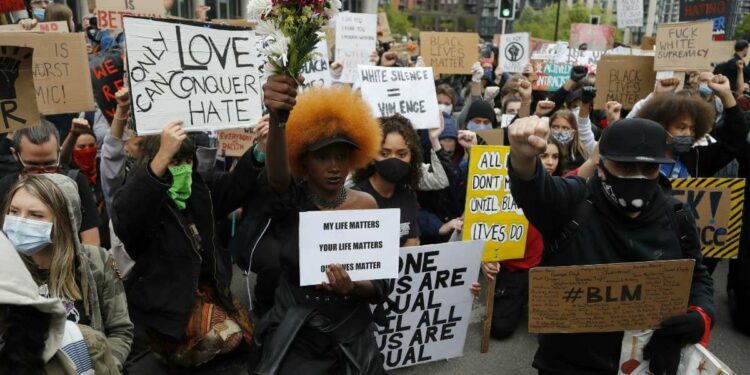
325;0;342;18
257;25;290;68
247;0;272;21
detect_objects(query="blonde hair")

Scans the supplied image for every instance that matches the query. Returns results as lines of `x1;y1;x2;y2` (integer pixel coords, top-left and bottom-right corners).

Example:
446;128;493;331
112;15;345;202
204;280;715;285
549;110;588;160
1;175;81;301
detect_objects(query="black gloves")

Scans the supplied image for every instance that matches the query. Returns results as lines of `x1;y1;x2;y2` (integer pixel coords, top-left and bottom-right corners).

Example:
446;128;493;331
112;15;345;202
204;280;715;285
581;86;596;104
643;312;705;375
570;66;588;82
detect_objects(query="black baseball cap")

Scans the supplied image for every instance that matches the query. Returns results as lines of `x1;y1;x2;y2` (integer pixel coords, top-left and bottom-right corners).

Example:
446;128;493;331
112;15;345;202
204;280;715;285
599;118;674;164
306;135;359;152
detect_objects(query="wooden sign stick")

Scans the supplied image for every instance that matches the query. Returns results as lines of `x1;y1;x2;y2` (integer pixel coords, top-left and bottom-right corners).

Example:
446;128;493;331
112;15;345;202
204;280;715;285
481;272;498;353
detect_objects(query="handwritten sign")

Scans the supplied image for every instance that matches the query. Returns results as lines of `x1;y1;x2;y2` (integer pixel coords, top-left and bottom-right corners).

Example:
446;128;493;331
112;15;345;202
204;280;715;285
358;66;439;130
655;21;712;71
499;32;529;73
569;23;615;51
617;0;644;28
89;49;125;124
0;32;95;115
335;12;377;83
671;178;745;259
300;39;331;92
122;17;262;135
420;32;479;75
96;0;164;30
0;21;69;33
375;241;483;369
218;129;254;157
594;55;656;110
298;209;400;286
0;46;40;133
529;260;694;333
462;146;527;262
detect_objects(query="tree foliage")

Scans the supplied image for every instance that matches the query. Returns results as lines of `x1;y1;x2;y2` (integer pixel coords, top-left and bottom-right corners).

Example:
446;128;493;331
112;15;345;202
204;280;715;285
734;13;750;41
513;3;621;42
383;6;413;37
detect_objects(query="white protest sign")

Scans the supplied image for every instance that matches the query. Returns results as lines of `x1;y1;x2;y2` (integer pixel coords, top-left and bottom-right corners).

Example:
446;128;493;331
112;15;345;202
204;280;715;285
335;12;377;83
500;32;530;73
617;0;644;29
300;39;331;92
123;18;263;135
358;66;439;130
375;241;484;369
299;209;400;286
500;114;515;128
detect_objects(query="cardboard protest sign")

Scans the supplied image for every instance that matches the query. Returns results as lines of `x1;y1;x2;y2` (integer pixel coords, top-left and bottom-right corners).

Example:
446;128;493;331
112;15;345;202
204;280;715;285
96;0;164;30
708;40;735;65
375;241;484;369
0;32;95;115
475;128;504;145
594;55;656;110
300;39;331;92
641;36;656;50
0;46;40;132
335;12;377;83
671;178;745;259
377;12;393;43
499;32;529;73
420;32;479;75
218;129;254;157
0;21;69;33
122;17;263;135
654;21;712;71
298;209;400;286
89;49;125;124
358;66;439;130
462;146;527;262
617;0;644;28
529;260;695;333
569;23;615;51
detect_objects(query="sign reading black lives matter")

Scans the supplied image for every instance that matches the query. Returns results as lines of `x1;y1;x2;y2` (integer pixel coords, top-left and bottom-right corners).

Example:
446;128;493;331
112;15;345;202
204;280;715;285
375;241;484;369
358;66;439;130
122;17;263;135
298;209;400;286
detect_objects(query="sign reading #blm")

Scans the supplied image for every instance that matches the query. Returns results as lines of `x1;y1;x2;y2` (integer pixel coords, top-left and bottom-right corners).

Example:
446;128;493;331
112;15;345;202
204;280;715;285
122;17;263;135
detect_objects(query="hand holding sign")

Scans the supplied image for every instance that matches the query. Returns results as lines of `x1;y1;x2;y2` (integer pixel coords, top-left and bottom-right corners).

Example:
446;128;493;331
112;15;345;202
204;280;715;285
263;75;300;115
18;19;38;31
322;263;355;295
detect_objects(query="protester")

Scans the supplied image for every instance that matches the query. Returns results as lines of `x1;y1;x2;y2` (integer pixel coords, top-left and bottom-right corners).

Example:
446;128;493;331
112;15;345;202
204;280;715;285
547;110;590;173
508;116;713;374
1;173;133;369
112;122;254;367
714;40;750;91
251;79;388;374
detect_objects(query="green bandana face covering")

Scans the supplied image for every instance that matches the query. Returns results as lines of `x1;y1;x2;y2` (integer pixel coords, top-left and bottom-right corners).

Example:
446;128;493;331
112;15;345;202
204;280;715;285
168;164;193;209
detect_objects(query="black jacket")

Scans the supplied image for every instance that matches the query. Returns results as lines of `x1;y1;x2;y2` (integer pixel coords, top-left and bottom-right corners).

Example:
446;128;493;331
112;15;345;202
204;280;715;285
112;150;260;339
509;159;714;374
679;105;748;177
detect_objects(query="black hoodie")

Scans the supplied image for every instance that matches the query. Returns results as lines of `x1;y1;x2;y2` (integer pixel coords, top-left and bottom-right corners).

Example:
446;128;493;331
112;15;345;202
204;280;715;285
509;158;714;374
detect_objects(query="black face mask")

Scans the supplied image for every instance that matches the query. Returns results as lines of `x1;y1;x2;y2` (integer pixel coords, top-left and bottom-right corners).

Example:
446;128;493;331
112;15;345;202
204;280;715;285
374;158;410;184
599;161;659;213
671;136;694;155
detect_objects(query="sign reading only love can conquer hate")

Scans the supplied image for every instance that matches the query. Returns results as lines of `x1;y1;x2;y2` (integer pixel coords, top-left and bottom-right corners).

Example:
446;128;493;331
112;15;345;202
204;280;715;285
122;17;263;135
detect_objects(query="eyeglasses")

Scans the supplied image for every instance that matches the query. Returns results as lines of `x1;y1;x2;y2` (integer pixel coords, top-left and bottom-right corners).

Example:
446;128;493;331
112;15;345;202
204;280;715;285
31;0;50;4
18;154;60;175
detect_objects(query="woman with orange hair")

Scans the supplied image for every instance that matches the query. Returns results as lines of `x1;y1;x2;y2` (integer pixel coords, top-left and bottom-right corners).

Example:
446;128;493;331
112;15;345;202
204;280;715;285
247;75;387;374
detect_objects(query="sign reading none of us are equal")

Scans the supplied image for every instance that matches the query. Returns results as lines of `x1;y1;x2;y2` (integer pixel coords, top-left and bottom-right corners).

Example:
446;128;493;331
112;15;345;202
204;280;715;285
462;145;528;262
375;241;484;369
122;17;263;135
529;260;695;333
298;209;400;286
358;66;439;130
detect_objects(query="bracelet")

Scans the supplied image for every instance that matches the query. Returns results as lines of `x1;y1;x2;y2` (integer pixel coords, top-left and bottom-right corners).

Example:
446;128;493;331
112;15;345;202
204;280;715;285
114;115;129;121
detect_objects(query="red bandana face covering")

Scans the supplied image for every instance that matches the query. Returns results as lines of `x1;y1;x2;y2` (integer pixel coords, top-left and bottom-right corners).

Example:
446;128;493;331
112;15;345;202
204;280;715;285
73;147;98;185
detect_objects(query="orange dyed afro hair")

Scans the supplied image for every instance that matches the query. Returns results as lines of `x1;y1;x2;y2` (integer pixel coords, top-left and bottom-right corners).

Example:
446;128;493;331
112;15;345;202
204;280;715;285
286;86;382;177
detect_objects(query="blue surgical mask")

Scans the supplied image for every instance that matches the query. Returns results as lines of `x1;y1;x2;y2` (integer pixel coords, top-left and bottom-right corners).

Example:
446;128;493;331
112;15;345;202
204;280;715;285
698;83;712;97
33;8;45;21
467;120;492;132
3;216;53;256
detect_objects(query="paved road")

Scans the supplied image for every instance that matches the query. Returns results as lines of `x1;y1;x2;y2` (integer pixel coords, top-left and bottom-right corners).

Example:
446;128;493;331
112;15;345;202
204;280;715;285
392;261;750;375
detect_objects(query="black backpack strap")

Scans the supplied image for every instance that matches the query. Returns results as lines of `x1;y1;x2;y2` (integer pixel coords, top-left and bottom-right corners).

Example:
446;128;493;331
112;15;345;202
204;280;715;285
547;199;595;254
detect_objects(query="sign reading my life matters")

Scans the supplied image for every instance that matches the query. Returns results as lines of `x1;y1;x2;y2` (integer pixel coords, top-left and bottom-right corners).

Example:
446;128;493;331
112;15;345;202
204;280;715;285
462;145;528;262
358;66;439;130
122;17;263;135
298;209;400;286
375;241;484;370
529;260;695;333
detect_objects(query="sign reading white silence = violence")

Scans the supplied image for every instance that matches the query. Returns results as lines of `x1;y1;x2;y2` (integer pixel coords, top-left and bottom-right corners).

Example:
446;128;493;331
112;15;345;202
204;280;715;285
298;208;400;286
375;241;484;369
122;17;263;135
358;66;439;129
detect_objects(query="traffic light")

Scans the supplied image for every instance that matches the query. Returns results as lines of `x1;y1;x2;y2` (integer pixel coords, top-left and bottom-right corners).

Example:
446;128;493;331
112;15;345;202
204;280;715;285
498;0;515;19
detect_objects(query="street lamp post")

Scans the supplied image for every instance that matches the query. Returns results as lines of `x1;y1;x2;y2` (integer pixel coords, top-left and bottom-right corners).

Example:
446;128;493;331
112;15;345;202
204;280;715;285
553;0;561;41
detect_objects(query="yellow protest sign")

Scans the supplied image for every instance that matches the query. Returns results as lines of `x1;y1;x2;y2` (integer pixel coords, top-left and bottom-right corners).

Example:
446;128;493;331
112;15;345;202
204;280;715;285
462;145;527;262
671;178;745;259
